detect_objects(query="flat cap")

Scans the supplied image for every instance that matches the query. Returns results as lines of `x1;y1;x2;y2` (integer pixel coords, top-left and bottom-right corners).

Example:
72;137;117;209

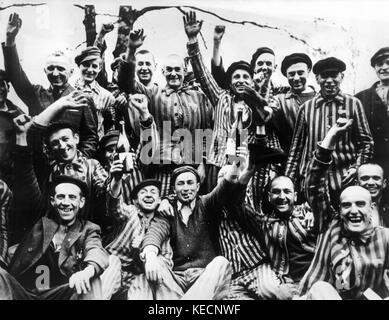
312;57;346;75
281;53;312;76
171;165;200;186
50;174;89;197
99;130;119;150
130;179;162;200
225;60;253;83
370;47;389;67
250;47;275;70
75;46;101;66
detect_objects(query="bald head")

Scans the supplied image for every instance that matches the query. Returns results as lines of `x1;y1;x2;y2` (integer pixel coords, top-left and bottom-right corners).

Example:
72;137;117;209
340;186;372;205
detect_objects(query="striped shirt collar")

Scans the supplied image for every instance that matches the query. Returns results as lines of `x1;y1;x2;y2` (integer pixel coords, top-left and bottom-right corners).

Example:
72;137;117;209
177;199;196;213
162;84;195;97
338;216;375;245
74;78;100;94
285;85;316;99
315;90;345;107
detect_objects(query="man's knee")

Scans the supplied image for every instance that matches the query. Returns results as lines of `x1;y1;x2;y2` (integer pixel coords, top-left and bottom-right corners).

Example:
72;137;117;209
307;281;342;300
209;256;230;270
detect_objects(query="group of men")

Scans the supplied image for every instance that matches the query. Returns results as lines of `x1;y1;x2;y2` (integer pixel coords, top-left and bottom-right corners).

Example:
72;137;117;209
0;9;388;300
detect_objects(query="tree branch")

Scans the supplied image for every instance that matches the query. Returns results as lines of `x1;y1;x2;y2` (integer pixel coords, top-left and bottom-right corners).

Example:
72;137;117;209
0;3;46;11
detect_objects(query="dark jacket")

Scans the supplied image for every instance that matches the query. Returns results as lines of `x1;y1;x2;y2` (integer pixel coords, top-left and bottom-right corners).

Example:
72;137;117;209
9;217;108;283
355;83;389;175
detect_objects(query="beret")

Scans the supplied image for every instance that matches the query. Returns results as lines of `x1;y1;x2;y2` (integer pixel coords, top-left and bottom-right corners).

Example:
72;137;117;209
250;47;275;70
75;46;101;66
225;60;253;83
370;47;389;67
99;130;119;150
50;174;89;197
312;57;346;75
171;165;200;186
281;53;312;76
130;179;162;200
111;56;124;71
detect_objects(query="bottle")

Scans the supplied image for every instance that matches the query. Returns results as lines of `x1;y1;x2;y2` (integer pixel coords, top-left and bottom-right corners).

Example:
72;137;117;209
116;120;134;173
226;110;243;163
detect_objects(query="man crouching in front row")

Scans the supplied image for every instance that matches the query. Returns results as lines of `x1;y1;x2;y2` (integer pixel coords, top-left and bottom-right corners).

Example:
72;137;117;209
0;175;116;300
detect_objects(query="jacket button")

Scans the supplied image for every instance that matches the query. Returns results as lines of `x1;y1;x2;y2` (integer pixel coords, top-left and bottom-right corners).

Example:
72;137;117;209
27;247;33;252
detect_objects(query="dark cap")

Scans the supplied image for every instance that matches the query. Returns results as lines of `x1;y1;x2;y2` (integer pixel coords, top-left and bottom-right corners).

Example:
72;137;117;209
312;57;346;75
130;179;162;200
171;165;200;186
281;53;312;76
50;174;89;197
75;46;101;66
111;56;124;71
225;60;253;84
370;47;389;67
250;47;275;70
99;130;119;150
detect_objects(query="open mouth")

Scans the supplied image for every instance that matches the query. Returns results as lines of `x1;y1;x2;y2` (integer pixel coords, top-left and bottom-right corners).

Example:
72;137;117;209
59;207;72;213
347;214;364;224
143;198;155;204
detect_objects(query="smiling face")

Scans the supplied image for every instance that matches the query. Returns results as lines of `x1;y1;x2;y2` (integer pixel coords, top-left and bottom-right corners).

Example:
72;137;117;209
230;69;253;94
340;186;373;235
254;53;276;81
286;62;309;93
374;57;389;85
136;52;156;86
79;57;102;84
357;164;386;202
134;185;161;213
48;128;79;162
44;54;73;89
51;183;85;225
163;55;185;90
174;172;200;205
268;176;296;216
316;71;343;99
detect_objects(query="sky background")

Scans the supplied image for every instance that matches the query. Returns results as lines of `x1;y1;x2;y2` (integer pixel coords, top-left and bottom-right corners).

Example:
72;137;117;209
0;0;388;111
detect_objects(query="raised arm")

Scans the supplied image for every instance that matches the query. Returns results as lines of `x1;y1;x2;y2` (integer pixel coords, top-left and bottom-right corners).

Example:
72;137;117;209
3;13;39;115
211;25;228;89
94;23;115;89
117;29;153;99
285;104;307;181
184;11;224;107
306;118;353;233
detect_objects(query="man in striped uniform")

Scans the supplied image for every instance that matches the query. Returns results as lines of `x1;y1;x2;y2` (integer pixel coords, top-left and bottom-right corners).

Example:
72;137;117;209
215;163;297;300
105;164;174;299
118;29;213;197
184;12;279;207
273;53;316;158
299;118;389;300
285;57;374;200
0;179;12;270
74;46;118;141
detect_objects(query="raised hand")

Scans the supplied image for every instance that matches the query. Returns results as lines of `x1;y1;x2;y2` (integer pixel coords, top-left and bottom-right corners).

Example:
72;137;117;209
213;25;226;42
183;11;203;40
55;91;89;111
129;94;150;121
6;13;22;42
13;114;32;134
100;23;114;35
129;29;146;50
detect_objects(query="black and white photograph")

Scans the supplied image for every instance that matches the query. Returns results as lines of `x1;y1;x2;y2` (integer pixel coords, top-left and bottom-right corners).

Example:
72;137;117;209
0;0;388;306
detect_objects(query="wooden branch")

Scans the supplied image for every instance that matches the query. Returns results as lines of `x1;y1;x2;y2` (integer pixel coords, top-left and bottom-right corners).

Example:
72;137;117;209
0;3;46;11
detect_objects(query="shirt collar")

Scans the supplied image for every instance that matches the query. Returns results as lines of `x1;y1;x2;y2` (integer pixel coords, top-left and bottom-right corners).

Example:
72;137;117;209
340;220;375;245
315;90;345;107
177;199;196;212
162;84;193;97
74;78;100;94
49;149;84;167
285;85;316;99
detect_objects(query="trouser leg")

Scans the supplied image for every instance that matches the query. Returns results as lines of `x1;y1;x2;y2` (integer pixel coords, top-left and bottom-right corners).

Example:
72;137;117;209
306;281;342;300
100;255;122;300
0;267;34;300
182;256;232;300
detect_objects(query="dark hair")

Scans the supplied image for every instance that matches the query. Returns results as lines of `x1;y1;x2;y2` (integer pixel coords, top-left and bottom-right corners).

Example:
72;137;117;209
44;122;78;149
